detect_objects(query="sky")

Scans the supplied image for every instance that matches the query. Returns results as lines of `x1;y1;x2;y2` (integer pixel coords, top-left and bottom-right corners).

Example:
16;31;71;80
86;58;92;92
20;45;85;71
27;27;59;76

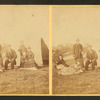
52;6;100;51
0;6;49;65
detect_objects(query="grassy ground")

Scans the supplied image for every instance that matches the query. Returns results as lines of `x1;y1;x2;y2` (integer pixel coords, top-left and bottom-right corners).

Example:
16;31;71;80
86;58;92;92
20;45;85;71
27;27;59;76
0;67;49;94
53;59;100;94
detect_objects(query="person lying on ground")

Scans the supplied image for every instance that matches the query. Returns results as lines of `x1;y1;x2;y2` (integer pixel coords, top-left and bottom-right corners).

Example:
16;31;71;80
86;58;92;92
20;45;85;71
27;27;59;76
57;61;83;75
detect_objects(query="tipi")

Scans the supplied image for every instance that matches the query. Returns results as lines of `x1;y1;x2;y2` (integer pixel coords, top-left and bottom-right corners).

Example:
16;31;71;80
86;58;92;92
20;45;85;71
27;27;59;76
31;38;49;67
41;38;49;66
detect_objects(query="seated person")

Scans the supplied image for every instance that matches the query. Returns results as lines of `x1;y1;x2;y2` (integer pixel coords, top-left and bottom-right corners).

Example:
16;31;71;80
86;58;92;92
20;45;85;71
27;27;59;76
18;41;27;67
4;45;17;70
57;54;69;66
24;47;37;67
20;51;27;68
85;45;98;71
54;49;69;67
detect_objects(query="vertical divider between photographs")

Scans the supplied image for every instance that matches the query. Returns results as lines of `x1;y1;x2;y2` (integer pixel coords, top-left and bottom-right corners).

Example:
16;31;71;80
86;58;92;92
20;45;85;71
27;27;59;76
49;5;52;95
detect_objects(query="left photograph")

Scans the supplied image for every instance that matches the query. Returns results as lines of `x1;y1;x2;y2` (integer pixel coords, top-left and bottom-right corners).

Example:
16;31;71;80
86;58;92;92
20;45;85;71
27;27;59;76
0;6;49;94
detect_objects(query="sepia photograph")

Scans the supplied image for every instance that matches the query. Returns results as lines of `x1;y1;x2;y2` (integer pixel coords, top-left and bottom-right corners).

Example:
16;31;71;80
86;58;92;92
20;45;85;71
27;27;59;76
52;6;100;94
0;6;49;94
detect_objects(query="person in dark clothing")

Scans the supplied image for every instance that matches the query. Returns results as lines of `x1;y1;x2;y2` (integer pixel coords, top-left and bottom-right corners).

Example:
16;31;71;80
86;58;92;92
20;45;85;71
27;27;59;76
85;45;98;71
26;47;38;67
4;45;17;70
27;47;34;60
73;39;84;68
54;49;69;68
57;54;69;67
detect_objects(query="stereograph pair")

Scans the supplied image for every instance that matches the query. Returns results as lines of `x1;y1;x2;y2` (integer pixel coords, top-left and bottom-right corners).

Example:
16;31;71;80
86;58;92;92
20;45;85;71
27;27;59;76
0;5;99;95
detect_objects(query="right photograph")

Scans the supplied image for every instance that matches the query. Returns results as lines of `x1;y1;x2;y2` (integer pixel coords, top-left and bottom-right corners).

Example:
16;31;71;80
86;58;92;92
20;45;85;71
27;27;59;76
52;6;100;94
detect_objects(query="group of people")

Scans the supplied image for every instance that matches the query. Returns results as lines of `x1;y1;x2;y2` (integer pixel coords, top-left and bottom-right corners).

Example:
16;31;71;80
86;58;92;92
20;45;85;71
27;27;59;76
18;41;37;68
54;39;98;71
73;39;98;71
3;39;97;71
0;41;37;71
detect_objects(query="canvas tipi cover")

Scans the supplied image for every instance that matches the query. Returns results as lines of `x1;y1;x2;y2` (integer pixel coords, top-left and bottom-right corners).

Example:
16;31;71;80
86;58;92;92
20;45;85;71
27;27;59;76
32;38;49;66
41;38;49;65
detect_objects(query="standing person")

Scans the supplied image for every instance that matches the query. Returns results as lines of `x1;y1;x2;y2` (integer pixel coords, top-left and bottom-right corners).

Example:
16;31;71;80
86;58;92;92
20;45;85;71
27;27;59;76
4;45;17;70
85;45;98;71
18;41;27;67
73;39;84;68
